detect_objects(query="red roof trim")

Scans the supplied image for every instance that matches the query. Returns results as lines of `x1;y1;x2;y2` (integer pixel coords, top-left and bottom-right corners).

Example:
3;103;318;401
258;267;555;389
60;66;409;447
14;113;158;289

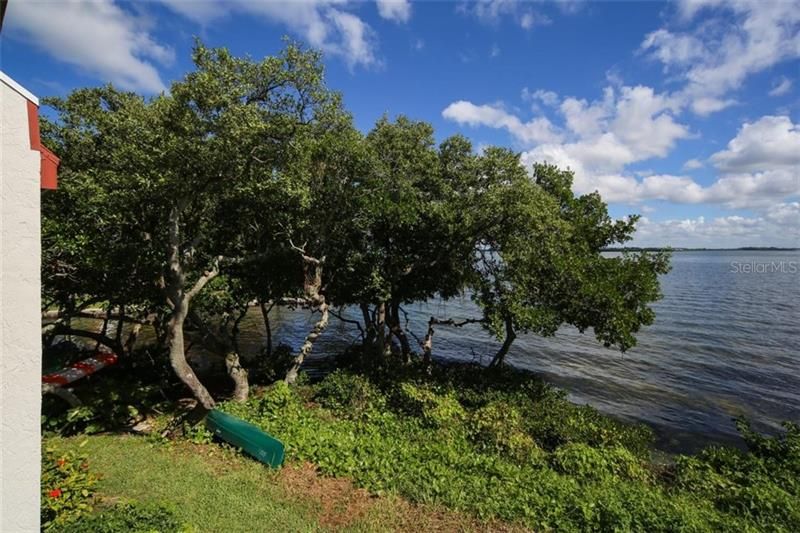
26;98;59;189
27;99;40;150
40;145;59;190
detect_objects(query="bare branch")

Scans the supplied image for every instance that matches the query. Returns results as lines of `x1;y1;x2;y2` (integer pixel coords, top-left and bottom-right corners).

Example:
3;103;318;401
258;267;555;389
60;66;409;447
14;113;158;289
186;255;223;300
329;308;364;340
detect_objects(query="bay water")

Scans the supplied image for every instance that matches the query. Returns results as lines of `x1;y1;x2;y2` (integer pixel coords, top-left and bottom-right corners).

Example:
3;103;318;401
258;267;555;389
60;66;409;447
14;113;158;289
233;250;800;452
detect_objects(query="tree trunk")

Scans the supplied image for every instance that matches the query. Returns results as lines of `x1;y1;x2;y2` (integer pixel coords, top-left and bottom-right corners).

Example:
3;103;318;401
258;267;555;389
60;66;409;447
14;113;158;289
375;302;390;356
164;205;218;410
284;244;329;385
421;317;435;365
389;301;411;362
489;315;516;368
285;299;329;384
124;323;142;355
167;311;216;410
360;303;375;345
259;300;273;357
225;351;249;402
186;308;249;402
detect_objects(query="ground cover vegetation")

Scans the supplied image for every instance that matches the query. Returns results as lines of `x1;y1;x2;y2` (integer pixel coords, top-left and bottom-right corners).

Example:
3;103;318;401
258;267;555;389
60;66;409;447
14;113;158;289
44;360;800;531
40;41;798;532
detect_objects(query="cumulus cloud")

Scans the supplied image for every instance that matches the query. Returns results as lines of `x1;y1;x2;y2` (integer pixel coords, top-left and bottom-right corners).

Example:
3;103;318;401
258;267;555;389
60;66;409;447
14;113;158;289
769;77;793;97
159;0;381;70
640;0;800;116
445;83;799;211
631;203;800;248
376;0;412;24
442;100;563;144
683;158;704;170
710;116;800;173
515;84;691;193
6;0;173;92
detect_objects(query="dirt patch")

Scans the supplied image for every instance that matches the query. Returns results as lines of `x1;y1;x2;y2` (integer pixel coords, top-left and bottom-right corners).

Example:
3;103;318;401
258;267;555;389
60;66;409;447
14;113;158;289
278;462;375;530
277;461;530;532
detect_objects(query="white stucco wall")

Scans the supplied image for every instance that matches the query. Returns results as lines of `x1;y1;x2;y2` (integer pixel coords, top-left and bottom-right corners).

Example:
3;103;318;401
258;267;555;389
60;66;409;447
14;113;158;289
1;74;42;532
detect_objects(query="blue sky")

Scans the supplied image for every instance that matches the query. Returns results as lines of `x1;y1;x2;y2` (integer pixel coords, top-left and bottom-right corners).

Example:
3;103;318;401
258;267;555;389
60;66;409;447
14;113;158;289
3;0;799;247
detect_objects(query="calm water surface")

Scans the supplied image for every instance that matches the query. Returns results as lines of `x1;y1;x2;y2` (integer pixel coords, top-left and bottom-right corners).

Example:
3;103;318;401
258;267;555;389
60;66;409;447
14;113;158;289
233;251;799;452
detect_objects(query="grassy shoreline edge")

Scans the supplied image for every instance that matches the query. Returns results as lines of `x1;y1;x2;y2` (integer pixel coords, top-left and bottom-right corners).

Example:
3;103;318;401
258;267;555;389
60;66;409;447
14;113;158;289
45;356;800;532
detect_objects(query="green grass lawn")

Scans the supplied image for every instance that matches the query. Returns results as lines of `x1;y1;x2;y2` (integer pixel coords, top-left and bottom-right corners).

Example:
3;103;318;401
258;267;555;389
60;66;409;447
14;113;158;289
51;435;323;532
49;434;509;532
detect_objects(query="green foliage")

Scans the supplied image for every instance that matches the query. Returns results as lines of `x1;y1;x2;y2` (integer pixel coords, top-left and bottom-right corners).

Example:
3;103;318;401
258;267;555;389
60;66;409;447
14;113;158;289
392;382;466;429
213;365;794;531
183;423;215;445
674;420;800;531
42;353;172;436
467;401;541;462
550;443;652;483
522;389;655;457
58;502;192;533
41;445;98;529
313;370;386;416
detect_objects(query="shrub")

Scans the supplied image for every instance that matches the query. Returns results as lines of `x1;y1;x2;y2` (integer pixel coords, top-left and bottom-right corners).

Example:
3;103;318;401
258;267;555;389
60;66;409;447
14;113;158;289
524;391;654;457
59;502;193;532
468;401;541;462
550;442;652;483
674;421;800;531
41;445;98;529
41;353;169;436
392;382;466;429
313;370;385;416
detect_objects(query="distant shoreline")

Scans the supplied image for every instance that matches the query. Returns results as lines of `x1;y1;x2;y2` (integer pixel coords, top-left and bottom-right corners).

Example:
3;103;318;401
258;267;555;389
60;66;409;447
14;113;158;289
602;247;800;252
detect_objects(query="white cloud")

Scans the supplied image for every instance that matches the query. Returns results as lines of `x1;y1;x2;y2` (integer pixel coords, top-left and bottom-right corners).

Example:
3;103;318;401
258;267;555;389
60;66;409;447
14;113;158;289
631;203;800;248
710;116;800;173
766;201;800;226
328;10;380;69
769;77;793;97
446;88;799;211
522;88;559;107
461;0;551;30
641;0;800;116
683;158;704;170
559;92;612;138
6;0;173;92
159;0;380;70
376;0;412;24
156;0;227;24
690;96;736;116
442;100;563;144
610;86;686;158
490;44;501;58
517;84;690;186
640;29;706;68
702;169;800;208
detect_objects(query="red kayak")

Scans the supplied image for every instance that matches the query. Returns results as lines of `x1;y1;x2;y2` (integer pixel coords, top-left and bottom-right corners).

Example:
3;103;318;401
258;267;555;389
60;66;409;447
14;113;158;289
42;352;118;386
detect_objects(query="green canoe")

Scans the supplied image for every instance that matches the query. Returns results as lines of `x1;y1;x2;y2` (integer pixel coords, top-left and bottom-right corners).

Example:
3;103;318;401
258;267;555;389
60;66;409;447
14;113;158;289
205;409;285;468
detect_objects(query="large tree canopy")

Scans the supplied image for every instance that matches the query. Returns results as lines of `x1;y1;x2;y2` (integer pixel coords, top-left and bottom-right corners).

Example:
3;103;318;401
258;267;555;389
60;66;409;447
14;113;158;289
42;41;670;408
